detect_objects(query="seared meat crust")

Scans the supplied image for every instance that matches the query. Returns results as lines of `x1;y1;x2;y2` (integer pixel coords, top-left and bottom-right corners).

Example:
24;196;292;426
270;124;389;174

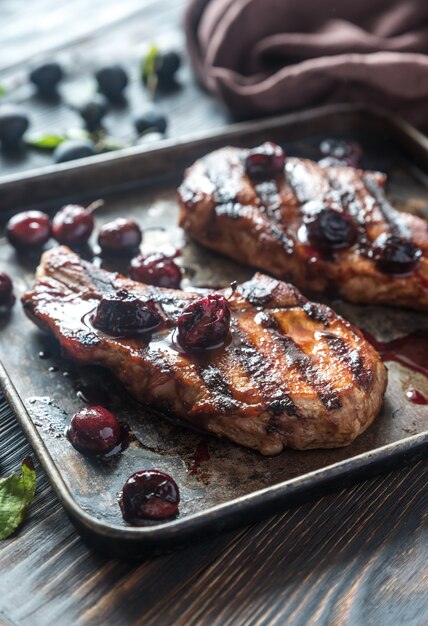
178;148;428;311
22;246;387;455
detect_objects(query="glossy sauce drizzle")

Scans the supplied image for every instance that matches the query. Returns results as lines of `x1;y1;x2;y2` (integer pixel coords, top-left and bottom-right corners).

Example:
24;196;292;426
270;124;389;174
364;330;428;378
188;440;210;475
405;388;428;405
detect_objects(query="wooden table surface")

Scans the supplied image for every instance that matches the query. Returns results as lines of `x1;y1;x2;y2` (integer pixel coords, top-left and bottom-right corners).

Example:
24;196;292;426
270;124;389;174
1;2;428;625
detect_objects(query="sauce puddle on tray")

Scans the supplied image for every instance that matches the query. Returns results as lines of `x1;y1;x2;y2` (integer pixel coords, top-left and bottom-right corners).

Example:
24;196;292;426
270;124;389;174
364;330;428;404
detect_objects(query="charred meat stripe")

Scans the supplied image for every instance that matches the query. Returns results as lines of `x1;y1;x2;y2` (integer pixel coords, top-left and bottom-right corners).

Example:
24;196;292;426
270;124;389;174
268;314;341;410
236;310;330;413
231;319;298;416
325;171;371;247
196;363;239;413
321;333;373;391
363;174;411;238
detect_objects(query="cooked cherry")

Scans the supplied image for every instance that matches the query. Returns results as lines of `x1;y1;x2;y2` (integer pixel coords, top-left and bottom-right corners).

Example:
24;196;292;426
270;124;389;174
95;65;128;102
52;204;94;246
304;205;357;250
0;273;15;307
177;294;231;350
120;469;180;522
53;139;96;163
66;406;121;455
29;62;63;96
92;288;161;336
129;252;181;288
319;139;362;166
245;142;286;180
0;105;29;148
77;94;109;131
372;233;422;275
6;210;51;249
98;218;142;256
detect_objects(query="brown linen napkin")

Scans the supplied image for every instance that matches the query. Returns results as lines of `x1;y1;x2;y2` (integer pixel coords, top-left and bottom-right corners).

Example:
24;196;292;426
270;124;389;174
184;0;428;125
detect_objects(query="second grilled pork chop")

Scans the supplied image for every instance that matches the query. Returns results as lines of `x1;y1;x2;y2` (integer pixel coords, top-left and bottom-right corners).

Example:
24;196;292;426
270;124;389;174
22;246;387;455
178;147;428;311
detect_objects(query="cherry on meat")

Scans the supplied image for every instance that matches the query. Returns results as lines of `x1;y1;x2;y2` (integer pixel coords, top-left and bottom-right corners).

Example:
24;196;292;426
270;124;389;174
6;211;51;250
245;142;286;180
304;205;357;250
372;233;422;275
129;252;181;288
177;294;231;350
92;289;161;336
66;406;121;455
120;469;180;522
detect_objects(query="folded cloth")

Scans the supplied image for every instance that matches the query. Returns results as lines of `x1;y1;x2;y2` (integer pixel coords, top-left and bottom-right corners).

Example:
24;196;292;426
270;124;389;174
184;0;428;125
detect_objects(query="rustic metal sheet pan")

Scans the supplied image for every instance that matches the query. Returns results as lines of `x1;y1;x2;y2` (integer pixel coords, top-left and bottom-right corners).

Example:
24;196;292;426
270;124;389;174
1;104;428;559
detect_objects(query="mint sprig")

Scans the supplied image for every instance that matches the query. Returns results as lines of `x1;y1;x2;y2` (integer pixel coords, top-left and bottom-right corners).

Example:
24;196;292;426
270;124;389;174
0;457;36;540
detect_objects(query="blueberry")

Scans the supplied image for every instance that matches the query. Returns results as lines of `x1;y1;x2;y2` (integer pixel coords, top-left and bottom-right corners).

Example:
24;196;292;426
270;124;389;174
134;108;168;136
155;51;181;87
0;105;29;148
29;62;64;96
143;50;181;89
77;94;109;131
95;65;128;102
53;139;96;163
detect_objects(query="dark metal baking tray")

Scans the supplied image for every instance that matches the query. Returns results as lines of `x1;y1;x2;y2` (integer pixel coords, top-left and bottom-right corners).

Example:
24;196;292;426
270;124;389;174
1;104;428;559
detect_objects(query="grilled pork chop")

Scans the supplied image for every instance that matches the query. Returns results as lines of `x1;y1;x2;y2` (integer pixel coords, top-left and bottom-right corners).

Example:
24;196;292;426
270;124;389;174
178;147;428;311
22;246;387;455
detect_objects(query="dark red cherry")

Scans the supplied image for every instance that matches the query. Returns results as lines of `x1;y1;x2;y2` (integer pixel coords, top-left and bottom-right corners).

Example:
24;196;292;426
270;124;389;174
304;205;357;250
120;469;180;522
177;294;231;350
245;142;286;180
98;218;142;256
92;288;161;336
0;273;15;307
66;406;121;455
6;211;51;249
319;139;362;166
372;233;422;275
129;252;181;288
52;204;94;246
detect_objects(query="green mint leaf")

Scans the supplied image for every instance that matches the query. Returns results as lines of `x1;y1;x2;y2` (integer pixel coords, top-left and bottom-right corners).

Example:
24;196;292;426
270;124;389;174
25;132;68;150
0;85;6;97
141;44;159;92
0;457;36;540
25;128;90;151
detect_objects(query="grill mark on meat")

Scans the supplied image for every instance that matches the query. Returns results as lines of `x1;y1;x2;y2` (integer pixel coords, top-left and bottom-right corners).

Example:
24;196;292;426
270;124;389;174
268;317;341;410
326;171;371;249
240;280;276;306
322;333;373;391
196;363;238;413
303;302;332;326
364;175;410;239
253;180;282;220
232;320;298;417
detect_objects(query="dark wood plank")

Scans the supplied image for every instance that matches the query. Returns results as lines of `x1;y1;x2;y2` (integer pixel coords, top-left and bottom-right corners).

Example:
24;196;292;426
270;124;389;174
1;1;428;625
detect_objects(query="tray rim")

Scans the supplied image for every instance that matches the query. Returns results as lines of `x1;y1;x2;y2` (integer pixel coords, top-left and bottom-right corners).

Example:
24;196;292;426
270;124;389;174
1;102;428;550
3;358;428;543
1;102;428;213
